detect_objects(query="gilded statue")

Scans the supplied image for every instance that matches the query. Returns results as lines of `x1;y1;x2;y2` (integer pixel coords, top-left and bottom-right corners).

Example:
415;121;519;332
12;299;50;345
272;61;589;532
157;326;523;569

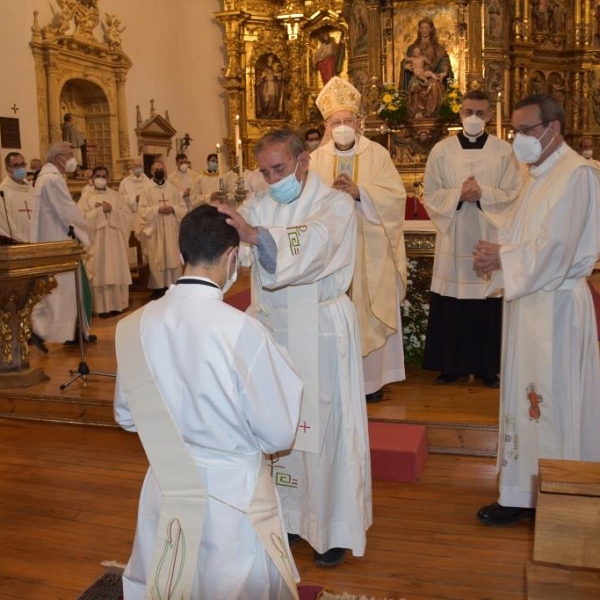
255;53;285;119
400;17;453;119
313;32;345;85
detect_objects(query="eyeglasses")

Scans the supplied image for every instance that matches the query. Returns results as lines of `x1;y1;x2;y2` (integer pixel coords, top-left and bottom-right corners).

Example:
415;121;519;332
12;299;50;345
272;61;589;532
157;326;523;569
9;162;27;168
511;121;548;136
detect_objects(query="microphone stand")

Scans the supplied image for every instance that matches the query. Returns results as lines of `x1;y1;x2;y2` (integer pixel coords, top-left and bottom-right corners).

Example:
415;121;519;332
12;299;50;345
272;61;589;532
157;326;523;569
60;226;115;390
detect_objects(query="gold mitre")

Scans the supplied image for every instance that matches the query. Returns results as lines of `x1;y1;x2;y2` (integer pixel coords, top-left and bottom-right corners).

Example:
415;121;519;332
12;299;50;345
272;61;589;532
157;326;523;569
315;77;361;120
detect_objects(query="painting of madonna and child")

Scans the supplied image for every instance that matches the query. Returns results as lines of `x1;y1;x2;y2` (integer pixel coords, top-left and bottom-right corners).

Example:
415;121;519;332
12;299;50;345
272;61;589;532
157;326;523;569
392;7;461;120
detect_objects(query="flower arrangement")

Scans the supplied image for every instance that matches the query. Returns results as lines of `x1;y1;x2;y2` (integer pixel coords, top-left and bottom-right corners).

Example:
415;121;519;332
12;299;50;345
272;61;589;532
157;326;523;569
437;80;463;121
377;84;407;124
401;258;430;366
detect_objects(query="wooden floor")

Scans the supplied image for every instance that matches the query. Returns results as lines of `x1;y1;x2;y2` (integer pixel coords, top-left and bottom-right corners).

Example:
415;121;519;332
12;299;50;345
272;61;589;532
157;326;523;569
0;418;534;600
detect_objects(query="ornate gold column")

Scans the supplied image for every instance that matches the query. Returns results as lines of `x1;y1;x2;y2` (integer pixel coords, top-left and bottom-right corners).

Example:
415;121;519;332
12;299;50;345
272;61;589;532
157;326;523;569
115;71;131;159
467;0;483;86
522;0;530;42
366;1;381;79
47;57;62;143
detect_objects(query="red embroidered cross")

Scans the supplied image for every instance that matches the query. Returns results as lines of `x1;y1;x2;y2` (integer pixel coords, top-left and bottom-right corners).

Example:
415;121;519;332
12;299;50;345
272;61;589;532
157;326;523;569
158;194;169;208
298;421;311;432
18;200;32;219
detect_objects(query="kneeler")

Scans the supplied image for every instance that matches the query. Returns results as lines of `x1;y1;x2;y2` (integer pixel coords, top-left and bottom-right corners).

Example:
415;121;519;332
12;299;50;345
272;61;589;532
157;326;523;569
116;307;299;600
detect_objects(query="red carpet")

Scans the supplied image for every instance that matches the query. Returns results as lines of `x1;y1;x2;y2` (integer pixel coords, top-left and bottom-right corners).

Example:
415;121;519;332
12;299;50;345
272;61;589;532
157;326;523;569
590;282;600;340
224;288;251;311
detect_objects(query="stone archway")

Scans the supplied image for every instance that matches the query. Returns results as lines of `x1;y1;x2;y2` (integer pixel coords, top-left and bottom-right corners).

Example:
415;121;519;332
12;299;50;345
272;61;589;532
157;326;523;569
60;79;112;171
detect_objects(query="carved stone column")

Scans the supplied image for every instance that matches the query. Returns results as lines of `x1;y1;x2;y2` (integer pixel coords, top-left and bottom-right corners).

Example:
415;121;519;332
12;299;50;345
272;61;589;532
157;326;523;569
115;71;131;159
47;57;62;143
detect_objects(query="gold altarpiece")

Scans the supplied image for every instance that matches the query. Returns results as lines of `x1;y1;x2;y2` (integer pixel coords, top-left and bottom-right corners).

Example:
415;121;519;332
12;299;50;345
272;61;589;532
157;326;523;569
216;0;600;188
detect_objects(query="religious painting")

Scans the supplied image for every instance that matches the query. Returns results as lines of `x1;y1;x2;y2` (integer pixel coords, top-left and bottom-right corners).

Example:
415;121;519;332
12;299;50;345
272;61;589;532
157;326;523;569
254;52;285;120
311;29;346;87
386;2;461;120
349;0;369;56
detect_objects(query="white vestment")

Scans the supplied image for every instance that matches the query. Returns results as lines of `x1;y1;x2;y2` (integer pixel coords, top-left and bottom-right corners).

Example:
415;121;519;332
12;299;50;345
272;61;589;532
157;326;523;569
190;171;229;206
487;143;600;508
240;172;372;555
136;181;186;288
30;163;90;342
310;136;407;393
78;187;132;313
424;133;522;298
168;168;199;210
118;172;150;215
0;176;36;242
114;280;303;599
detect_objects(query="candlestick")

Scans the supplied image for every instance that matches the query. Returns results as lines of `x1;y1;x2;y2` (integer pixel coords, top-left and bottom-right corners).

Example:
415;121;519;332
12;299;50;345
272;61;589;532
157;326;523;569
237;139;244;174
496;93;502;138
216;143;221;176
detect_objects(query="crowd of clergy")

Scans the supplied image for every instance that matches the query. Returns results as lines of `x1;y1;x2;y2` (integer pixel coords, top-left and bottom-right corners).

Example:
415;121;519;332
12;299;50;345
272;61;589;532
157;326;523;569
1;76;600;596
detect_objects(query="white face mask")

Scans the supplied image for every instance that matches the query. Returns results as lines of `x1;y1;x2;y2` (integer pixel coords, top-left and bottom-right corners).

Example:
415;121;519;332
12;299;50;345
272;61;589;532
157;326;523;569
221;249;238;294
306;140;320;151
63;156;78;173
94;177;107;190
133;167;143;177
462;115;485;137
178;163;188;173
331;125;356;147
582;149;593;159
512;125;553;164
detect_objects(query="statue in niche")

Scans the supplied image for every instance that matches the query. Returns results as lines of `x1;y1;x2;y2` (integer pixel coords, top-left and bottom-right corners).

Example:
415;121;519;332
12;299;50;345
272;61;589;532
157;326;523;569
548;72;566;105
532;0;550;33
313;32;345;85
485;61;503;95
486;0;502;44
528;71;546;95
548;0;567;35
255;53;285;119
400;17;453;119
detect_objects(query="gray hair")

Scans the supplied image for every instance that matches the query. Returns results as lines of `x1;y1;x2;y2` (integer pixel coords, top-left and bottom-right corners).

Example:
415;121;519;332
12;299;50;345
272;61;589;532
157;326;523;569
46;141;73;163
254;129;305;160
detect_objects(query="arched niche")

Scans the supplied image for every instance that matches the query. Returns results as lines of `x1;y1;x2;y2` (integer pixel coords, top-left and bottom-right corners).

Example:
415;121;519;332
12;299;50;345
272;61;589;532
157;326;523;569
30;9;133;179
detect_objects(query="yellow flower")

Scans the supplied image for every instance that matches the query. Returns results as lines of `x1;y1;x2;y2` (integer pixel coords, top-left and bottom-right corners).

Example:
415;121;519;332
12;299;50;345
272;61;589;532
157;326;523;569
382;93;393;104
388;104;398;111
451;104;460;113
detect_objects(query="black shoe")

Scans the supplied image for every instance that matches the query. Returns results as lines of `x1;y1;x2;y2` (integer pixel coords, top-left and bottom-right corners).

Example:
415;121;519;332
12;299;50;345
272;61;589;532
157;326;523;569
98;313;110;319
287;533;301;545
313;547;346;567
108;310;122;316
63;334;97;345
149;288;167;300
366;388;383;403
481;376;500;389
477;502;535;526
435;373;458;385
28;332;48;354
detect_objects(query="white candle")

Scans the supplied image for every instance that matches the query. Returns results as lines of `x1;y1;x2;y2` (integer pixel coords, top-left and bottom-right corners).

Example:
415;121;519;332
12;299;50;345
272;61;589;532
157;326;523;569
235;115;242;171
496;93;502;138
216;143;221;175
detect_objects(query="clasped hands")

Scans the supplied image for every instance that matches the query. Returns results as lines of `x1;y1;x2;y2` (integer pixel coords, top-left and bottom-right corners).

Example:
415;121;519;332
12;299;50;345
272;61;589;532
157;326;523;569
473;240;501;275
94;201;112;213
333;173;359;200
460;175;482;203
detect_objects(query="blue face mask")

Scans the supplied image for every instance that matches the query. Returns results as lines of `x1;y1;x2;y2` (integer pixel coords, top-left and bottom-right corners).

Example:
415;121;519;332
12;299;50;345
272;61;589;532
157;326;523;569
269;161;302;205
12;167;28;181
207;161;218;173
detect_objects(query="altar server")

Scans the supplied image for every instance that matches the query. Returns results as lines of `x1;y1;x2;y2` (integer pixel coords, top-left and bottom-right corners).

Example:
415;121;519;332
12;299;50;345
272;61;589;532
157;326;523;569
310;76;407;403
115;204;302;599
422;89;521;387
118;157;150;215
0;152;35;242
168;152;198;210
474;94;600;525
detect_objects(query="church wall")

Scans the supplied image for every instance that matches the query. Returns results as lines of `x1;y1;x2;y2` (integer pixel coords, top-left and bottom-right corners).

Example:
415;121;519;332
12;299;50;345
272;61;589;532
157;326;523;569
0;0;228;178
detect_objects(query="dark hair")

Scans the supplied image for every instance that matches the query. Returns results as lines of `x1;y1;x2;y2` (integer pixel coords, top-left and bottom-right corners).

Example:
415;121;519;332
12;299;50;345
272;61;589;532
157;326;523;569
304;128;320;140
92;165;109;177
4;152;23;167
179;204;239;266
513;93;565;134
206;153;218;162
254;129;305;159
175;153;188;162
463;89;490;104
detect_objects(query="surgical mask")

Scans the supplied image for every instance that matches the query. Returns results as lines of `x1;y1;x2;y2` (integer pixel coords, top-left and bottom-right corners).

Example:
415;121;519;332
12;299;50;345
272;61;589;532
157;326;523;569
512;126;553;164
306;140;320;151
178;163;188;173
153;169;165;181
133;167;143;177
269;161;302;204
582;150;593;159
462;115;485;137
12;167;28;181
63;156;78;173
94;177;107;189
331;125;356;147
208;161;218;173
221;250;238;294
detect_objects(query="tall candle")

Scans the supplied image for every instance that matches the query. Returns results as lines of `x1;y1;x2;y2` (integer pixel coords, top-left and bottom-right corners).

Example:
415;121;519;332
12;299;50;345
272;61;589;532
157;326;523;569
496;93;502;138
216;143;221;175
235;115;242;171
